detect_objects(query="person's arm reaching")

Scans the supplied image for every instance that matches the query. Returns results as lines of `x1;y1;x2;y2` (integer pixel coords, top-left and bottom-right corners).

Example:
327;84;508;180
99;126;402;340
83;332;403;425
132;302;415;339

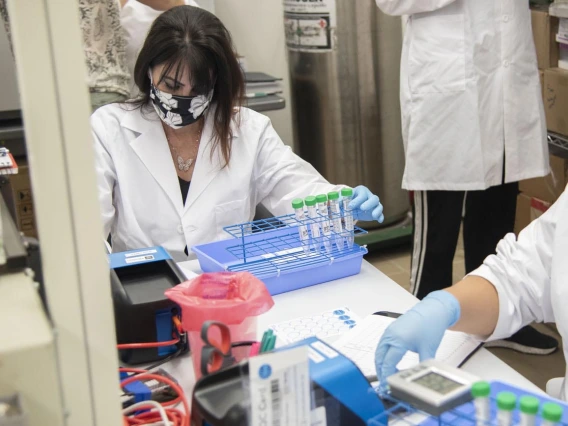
253;115;383;222
374;190;565;385
446;275;499;337
375;0;457;16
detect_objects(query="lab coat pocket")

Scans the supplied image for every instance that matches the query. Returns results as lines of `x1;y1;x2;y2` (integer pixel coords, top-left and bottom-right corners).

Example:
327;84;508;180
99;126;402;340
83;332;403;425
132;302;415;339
215;197;250;234
408;14;466;94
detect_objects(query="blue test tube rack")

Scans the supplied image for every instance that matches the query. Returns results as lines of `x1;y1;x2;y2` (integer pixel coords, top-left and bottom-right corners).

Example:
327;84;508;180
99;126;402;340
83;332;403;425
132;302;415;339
369;381;568;426
192;210;368;296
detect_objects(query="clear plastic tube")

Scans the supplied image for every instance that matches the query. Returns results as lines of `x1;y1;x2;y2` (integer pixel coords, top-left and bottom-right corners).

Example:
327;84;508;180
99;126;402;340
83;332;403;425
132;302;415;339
474;397;490;426
341;188;354;249
472;382;491;426
292;199;310;254
305;196;320;254
519;396;539;426
327;192;343;251
316;194;332;254
496;391;516;426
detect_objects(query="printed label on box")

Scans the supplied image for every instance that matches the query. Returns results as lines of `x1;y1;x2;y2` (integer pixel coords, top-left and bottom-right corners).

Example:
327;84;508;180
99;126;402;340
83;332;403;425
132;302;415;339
311;341;339;359
283;0;336;51
125;249;158;258
249;347;311;426
125;255;155;264
308;347;325;364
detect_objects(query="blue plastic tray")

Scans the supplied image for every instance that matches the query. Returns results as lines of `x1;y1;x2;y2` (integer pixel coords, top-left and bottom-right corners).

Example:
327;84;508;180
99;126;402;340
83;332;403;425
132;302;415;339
369;381;568;426
192;223;368;296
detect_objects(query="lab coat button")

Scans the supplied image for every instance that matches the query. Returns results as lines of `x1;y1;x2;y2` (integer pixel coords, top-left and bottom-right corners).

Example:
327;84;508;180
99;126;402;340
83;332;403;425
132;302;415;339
177;225;184;234
503;60;510;68
503;15;509;22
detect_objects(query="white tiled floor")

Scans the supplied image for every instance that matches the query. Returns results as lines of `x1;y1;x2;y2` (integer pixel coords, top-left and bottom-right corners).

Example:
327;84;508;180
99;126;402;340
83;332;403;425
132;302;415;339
365;240;566;391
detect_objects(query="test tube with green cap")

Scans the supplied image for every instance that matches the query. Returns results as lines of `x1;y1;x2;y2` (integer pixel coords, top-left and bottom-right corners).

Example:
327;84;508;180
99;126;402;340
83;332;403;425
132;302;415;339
292;199;310;254
305;196;321;254
520;396;540;426
541;402;563;426
341;188;355;249
472;381;491;426
327;191;343;251
542;402;563;426
496;392;517;426
316;194;332;254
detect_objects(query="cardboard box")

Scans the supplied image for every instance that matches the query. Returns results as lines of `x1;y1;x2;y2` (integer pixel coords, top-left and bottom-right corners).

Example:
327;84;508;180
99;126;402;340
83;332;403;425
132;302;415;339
515;193;551;235
519;155;568;203
544;68;568;136
532;7;560;69
5;162;38;239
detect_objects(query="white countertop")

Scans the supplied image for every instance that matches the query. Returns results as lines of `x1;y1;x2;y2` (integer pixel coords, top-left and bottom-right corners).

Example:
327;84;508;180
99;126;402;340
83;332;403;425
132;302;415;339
170;259;542;400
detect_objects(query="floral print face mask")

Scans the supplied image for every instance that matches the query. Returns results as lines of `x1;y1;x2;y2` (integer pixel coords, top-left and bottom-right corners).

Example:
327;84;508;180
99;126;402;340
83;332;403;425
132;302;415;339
149;71;213;129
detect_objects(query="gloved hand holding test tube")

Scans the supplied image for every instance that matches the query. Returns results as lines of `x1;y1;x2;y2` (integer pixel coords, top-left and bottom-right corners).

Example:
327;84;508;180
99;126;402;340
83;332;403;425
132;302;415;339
327;191;344;251
341;188;355;249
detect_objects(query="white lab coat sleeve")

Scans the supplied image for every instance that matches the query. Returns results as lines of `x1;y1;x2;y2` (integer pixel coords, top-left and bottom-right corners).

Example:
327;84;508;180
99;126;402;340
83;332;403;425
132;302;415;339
375;0;457;16
90;112;117;239
468;194;564;341
253;119;343;217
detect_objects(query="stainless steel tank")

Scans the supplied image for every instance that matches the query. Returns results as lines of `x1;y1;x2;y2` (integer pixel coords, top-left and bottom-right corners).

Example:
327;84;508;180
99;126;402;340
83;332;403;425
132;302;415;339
284;0;408;228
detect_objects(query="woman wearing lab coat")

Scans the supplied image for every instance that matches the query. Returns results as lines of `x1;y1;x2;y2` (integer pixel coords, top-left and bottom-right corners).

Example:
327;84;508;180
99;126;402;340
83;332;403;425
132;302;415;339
91;6;384;262
374;189;568;398
374;0;554;353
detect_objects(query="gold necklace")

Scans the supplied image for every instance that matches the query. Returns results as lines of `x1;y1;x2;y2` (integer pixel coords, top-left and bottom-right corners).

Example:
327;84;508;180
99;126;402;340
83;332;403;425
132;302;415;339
166;125;202;172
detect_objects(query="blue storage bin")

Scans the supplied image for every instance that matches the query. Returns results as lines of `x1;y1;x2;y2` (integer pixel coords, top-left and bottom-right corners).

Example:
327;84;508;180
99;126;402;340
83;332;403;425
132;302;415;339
191;213;368;296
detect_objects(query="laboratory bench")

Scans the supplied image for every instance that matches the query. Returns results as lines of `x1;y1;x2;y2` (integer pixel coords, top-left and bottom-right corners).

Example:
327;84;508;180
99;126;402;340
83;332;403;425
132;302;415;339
157;259;542;409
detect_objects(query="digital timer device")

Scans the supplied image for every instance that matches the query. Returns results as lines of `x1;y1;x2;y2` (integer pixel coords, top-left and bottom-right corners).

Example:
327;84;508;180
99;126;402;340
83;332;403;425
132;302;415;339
387;359;481;416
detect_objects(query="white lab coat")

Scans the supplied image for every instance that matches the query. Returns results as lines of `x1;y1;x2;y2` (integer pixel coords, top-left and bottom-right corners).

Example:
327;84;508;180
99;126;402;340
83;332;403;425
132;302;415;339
91;103;342;262
375;0;549;190
120;0;200;98
471;190;568;399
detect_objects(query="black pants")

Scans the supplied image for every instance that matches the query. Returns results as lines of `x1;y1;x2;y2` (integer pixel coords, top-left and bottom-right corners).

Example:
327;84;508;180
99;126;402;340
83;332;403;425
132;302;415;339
410;182;519;300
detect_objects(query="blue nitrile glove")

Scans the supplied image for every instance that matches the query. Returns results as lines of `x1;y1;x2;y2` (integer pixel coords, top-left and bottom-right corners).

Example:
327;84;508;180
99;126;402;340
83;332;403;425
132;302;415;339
374;291;461;388
348;185;384;223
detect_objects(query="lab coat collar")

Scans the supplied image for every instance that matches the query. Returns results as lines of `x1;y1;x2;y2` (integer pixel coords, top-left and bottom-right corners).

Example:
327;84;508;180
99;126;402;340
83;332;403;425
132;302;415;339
121;104;234;216
126;106;185;215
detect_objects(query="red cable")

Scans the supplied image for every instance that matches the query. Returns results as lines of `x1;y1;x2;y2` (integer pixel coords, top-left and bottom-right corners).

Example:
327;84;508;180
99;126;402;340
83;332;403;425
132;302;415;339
117;337;180;350
120;371;190;426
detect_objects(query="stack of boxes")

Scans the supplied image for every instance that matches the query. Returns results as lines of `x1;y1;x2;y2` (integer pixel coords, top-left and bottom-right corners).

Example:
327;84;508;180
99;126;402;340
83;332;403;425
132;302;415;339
515;5;568;234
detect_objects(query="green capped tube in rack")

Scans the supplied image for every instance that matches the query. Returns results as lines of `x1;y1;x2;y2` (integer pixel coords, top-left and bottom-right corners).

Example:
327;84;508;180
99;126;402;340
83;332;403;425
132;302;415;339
327;191;343;252
542;402;563;426
316;194;332;254
305;196;321;254
341;188;355;249
519;396;539;426
472;381;491;426
292;199;310;254
496;392;516;426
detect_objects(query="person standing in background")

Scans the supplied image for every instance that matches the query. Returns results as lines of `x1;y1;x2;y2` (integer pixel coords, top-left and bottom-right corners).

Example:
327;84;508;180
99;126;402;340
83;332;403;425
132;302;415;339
375;0;558;354
0;0;130;111
119;0;200;98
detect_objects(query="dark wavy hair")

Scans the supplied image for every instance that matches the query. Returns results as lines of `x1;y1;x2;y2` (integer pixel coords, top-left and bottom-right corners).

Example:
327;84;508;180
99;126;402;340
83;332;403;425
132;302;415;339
132;6;244;166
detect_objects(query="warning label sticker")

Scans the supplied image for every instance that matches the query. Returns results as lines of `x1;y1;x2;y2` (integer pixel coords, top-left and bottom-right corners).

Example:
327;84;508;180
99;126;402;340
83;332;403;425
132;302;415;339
283;0;336;52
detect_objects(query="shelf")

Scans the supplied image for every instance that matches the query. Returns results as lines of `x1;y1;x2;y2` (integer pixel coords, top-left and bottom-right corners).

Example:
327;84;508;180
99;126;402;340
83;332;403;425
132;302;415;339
245;94;285;112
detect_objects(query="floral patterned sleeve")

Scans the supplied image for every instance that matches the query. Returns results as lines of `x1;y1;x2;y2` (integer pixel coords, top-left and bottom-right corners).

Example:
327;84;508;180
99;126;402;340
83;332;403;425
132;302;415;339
0;0;13;56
